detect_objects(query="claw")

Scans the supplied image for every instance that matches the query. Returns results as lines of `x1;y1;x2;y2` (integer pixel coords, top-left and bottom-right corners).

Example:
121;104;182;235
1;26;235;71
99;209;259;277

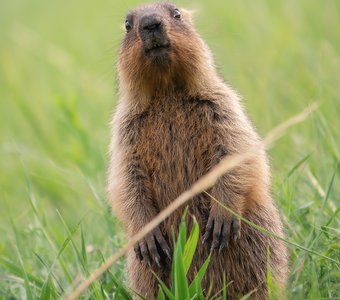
203;214;241;253
202;233;209;244
143;253;151;266
136;227;171;267
154;227;171;262
134;244;143;261
154;255;161;267
164;248;171;260
210;239;219;252
136;253;142;262
203;217;214;244
232;218;241;242
218;240;228;253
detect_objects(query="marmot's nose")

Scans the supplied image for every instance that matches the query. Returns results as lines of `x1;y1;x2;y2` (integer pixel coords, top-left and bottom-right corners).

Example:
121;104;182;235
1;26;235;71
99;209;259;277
140;14;163;32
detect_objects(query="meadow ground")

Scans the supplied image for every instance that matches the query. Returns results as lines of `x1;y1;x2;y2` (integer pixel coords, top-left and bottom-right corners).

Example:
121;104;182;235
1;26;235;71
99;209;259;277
0;0;339;298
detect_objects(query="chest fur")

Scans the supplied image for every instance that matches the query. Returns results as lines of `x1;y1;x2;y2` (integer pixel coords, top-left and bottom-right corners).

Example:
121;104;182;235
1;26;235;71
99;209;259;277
118;99;222;200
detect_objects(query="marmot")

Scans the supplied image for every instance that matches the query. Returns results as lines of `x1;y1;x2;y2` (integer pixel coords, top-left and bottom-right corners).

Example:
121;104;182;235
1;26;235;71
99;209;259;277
108;3;288;299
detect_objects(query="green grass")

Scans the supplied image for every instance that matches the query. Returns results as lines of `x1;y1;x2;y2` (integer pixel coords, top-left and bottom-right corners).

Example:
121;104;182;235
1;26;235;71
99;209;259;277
0;0;339;298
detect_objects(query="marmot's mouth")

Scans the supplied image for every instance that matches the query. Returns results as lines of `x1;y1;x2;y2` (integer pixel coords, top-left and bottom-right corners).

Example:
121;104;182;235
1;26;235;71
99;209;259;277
144;38;170;55
147;44;170;54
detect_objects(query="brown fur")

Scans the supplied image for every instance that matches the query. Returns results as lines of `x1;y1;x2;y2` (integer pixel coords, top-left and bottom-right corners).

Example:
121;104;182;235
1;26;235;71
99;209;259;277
108;3;288;299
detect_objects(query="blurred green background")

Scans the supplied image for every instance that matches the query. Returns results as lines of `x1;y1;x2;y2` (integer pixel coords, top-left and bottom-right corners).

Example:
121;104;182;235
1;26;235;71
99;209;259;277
0;0;339;298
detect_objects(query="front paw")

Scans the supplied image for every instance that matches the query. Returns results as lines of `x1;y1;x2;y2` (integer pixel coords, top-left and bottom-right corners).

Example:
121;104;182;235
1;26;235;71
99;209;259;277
202;212;241;253
134;227;171;268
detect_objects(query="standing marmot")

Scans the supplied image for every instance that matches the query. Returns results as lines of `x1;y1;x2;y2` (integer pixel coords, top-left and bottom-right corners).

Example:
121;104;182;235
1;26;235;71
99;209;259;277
108;3;288;299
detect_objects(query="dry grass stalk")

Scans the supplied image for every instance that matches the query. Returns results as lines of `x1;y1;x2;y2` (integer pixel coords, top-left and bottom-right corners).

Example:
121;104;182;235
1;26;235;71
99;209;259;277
65;102;318;300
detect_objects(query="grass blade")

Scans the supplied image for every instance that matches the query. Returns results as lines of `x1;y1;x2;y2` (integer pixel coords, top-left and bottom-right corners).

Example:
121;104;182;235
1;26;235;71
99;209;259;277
183;217;199;275
0;256;44;288
9;215;34;300
287;153;312;178
40;274;54;300
322;162;338;208
188;255;211;297
174;233;189;299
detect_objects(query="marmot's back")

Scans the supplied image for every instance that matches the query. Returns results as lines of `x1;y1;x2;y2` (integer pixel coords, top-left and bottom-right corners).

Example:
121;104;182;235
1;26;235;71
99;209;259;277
108;3;288;299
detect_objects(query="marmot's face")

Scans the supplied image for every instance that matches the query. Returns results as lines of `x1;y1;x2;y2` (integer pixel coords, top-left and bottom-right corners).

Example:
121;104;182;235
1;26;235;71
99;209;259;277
118;3;213;95
119;3;203;77
121;3;193;66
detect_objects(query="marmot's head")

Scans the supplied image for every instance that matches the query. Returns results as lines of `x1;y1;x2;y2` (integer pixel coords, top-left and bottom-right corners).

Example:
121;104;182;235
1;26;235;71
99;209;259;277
118;3;216;99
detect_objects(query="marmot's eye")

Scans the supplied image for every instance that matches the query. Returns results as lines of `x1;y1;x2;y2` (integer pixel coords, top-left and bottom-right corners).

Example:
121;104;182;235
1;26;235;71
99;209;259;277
173;9;181;19
125;20;132;32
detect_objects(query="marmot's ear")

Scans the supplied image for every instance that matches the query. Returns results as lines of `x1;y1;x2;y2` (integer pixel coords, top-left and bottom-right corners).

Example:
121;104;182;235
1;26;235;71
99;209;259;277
181;8;195;23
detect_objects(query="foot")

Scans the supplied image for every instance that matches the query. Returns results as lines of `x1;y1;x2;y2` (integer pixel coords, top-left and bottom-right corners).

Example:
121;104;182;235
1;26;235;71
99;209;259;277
134;227;171;267
202;212;241;253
